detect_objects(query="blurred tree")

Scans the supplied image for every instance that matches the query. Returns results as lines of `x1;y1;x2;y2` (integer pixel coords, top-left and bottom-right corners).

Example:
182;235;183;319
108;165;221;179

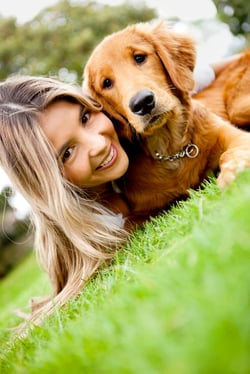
213;0;250;40
0;16;19;79
0;0;156;82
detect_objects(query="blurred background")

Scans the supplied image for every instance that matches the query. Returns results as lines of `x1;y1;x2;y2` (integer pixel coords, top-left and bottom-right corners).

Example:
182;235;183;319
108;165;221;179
0;0;249;277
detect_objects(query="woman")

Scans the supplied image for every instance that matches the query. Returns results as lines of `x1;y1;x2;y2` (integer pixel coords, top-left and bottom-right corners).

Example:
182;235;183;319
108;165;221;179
0;75;131;327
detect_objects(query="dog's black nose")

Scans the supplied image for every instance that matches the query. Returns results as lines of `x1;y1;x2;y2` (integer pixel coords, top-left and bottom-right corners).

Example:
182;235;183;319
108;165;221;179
129;89;155;115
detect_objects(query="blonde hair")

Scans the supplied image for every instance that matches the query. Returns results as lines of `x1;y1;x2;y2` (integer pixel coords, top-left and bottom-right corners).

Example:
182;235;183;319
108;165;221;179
0;75;128;327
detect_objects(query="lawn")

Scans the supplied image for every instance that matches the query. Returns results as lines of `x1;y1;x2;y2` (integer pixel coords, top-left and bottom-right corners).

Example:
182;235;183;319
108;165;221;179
0;172;250;373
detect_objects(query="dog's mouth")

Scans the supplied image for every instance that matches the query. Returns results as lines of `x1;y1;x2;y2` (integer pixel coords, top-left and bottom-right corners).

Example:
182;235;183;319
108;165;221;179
141;111;172;133
149;113;162;124
116;103;175;135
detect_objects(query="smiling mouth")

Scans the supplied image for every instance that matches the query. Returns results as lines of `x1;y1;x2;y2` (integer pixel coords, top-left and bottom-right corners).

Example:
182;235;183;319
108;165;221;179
97;146;115;170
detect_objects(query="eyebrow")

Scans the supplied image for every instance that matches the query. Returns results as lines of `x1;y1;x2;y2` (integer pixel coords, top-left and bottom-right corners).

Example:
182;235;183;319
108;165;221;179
56;105;85;159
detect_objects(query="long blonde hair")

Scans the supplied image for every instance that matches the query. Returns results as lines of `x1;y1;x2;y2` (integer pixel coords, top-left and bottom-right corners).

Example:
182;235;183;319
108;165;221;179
0;75;128;326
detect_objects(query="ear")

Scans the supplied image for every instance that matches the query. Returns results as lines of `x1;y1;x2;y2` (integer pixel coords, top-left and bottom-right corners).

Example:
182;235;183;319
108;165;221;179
137;21;196;92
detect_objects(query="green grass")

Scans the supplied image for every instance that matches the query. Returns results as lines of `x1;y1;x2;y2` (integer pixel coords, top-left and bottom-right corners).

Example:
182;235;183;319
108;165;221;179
1;172;250;373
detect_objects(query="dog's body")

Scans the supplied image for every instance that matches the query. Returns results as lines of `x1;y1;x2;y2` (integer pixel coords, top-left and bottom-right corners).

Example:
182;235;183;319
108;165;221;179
194;51;250;129
83;21;250;223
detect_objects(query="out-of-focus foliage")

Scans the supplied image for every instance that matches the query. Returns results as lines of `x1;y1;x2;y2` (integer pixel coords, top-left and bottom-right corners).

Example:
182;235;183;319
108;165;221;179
0;188;32;277
0;0;156;82
213;0;250;41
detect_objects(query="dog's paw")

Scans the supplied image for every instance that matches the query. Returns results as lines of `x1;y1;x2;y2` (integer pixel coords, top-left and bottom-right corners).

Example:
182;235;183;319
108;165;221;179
217;168;237;189
217;151;250;189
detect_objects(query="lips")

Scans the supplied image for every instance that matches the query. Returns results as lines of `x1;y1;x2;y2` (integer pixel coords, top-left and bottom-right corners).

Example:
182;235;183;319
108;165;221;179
96;145;117;170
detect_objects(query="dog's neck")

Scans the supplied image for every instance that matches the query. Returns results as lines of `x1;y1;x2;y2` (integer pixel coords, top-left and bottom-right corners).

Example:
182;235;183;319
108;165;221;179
139;95;197;165
142;115;192;159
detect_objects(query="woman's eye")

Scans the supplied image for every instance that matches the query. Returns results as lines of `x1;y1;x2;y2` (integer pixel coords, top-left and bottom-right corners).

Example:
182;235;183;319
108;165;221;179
82;111;90;125
62;146;73;163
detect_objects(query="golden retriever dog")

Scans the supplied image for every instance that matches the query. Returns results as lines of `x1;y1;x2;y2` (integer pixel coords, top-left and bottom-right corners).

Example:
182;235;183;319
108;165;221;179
83;21;250;223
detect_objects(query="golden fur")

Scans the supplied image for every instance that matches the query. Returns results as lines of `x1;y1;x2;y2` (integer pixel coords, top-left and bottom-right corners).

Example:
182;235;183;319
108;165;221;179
194;50;250;128
83;21;250;223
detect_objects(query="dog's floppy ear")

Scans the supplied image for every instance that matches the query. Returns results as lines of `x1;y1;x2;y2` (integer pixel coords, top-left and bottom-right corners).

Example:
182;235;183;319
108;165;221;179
138;21;196;92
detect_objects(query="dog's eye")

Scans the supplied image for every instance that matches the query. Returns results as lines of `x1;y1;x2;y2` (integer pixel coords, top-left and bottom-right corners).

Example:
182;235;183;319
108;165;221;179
134;54;146;65
102;78;113;89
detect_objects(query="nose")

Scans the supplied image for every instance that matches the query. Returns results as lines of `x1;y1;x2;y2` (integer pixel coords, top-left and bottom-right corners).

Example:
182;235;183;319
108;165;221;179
88;133;107;158
129;89;155;115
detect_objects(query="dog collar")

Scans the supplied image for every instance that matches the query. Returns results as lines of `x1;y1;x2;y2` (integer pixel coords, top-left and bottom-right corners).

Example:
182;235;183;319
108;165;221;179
155;143;199;162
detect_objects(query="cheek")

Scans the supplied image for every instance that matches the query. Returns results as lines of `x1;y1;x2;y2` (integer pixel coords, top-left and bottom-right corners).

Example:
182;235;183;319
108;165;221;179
64;159;92;186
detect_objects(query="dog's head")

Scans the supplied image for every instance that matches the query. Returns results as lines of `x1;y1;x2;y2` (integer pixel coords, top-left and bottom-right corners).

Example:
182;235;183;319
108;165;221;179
83;21;196;135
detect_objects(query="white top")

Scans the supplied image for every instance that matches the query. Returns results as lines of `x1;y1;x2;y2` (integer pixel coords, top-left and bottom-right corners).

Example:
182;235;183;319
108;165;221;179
193;62;215;94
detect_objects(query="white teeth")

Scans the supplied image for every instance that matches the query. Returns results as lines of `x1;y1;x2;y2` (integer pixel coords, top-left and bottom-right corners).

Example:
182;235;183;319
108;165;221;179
99;147;114;167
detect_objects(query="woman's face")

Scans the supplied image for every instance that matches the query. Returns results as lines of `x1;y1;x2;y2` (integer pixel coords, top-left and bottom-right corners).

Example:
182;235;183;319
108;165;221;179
39;100;129;188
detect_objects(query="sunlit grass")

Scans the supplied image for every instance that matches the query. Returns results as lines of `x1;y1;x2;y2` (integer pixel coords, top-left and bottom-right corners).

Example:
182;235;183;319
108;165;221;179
1;172;250;373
